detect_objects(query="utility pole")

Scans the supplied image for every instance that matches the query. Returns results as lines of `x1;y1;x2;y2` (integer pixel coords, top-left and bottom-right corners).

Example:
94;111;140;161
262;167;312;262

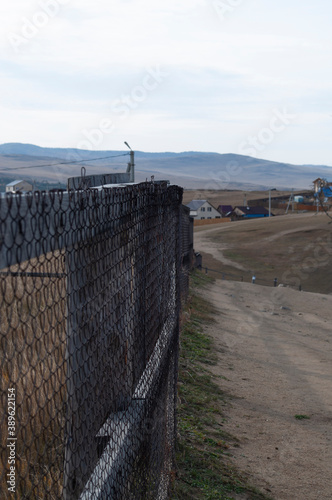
285;188;294;214
269;189;271;217
124;141;135;183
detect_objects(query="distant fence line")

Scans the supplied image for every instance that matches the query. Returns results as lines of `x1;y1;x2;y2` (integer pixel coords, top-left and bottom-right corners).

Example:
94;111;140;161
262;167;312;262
0;182;191;499
194;218;231;226
202;267;301;290
248;199;329;212
291;203;327;212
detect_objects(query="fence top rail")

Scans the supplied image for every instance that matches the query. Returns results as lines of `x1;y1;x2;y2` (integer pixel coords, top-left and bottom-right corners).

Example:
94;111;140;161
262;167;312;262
0;179;170;198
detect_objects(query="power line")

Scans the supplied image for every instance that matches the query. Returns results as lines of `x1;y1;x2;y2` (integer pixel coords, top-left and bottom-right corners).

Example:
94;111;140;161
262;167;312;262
0;153;130;172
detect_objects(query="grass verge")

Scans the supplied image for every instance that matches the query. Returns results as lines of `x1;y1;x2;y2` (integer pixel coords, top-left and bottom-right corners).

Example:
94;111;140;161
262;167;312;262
172;271;273;500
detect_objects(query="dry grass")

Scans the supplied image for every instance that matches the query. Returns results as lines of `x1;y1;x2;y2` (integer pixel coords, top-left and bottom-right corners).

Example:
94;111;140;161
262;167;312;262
195;212;332;294
0;251;67;499
182;188;306;209
173;272;274;500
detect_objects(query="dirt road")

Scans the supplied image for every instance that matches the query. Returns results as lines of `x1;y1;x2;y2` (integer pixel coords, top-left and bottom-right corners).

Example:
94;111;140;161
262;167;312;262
195;231;332;498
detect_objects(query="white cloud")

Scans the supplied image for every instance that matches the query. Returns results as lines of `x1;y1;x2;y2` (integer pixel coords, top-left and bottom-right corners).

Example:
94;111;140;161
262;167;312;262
0;0;332;165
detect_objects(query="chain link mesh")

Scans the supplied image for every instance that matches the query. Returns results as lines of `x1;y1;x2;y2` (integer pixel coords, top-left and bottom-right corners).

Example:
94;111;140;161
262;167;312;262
0;182;183;499
179;205;193;303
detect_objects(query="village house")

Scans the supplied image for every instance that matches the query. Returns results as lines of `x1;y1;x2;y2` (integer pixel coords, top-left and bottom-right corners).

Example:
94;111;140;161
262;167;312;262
6;180;33;193
217;205;233;217
186;200;221;220
313;178;332;206
313;178;332;193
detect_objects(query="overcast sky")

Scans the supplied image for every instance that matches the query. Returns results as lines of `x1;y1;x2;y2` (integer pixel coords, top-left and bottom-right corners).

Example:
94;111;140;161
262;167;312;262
1;0;332;165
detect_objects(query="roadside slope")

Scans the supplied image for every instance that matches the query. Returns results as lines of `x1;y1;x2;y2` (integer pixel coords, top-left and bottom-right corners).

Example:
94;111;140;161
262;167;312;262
194;213;332;293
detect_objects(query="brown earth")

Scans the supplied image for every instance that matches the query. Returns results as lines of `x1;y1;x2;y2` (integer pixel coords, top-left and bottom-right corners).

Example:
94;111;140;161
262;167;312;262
194;212;332;294
194;218;332;499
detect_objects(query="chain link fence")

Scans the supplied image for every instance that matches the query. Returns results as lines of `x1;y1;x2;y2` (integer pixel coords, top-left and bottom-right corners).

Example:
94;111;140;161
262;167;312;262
179;205;194;304
0;181;184;499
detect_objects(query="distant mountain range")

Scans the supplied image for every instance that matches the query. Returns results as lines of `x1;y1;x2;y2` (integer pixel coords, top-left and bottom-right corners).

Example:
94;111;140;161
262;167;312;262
0;142;331;190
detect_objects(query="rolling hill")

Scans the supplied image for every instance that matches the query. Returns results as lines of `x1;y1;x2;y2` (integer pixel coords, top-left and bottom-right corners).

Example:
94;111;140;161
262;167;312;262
0;143;331;190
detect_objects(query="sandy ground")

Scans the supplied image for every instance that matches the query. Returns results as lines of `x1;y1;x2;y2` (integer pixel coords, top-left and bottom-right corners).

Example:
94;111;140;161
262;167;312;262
197;271;332;499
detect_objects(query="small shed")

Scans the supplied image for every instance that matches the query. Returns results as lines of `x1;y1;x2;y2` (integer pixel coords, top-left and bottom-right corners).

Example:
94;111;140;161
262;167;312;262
231;206;272;219
6;180;33;193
